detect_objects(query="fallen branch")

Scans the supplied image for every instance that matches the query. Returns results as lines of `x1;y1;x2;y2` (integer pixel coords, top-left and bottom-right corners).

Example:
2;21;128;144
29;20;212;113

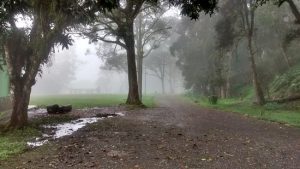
267;94;300;104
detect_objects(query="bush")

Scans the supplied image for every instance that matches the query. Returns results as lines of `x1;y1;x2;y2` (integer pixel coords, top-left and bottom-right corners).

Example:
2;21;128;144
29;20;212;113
270;65;300;98
208;95;218;105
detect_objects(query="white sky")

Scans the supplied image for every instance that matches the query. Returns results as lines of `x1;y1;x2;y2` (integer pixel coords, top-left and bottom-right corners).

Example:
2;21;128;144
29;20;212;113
70;38;101;89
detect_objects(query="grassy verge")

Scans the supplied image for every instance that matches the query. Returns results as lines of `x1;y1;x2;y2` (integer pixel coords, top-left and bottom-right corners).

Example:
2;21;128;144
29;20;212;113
0;127;39;160
0;115;74;160
0;112;4;119
186;95;300;127
30;94;155;108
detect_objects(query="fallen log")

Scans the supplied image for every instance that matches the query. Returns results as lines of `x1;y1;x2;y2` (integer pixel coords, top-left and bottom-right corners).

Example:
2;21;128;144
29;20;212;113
267;94;300;104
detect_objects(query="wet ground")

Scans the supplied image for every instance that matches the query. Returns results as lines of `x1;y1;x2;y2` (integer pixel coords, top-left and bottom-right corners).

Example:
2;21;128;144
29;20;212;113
1;96;300;169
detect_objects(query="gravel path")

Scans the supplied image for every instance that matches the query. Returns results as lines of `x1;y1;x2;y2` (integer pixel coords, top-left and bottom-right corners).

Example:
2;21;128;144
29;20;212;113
1;96;300;169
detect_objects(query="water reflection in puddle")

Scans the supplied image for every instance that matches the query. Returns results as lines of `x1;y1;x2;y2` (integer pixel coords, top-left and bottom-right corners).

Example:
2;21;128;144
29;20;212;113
46;117;102;139
27;113;125;148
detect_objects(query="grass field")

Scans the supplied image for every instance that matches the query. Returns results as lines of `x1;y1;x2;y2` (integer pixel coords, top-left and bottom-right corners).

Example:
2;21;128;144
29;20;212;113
30;94;155;108
186;96;300;127
0;94;155;160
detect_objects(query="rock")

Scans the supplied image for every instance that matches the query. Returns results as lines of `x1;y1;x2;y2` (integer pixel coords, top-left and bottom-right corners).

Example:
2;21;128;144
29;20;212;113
107;150;128;158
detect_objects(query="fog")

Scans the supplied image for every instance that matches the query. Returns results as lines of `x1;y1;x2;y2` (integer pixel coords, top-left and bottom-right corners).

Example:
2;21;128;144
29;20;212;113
32;7;185;96
31;1;300;100
32;37;184;95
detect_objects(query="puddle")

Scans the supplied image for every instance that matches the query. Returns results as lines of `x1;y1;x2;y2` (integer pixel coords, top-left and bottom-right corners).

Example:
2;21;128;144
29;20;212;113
28;105;48;118
44;117;102;139
27;113;125;148
116;112;125;117
28;105;37;109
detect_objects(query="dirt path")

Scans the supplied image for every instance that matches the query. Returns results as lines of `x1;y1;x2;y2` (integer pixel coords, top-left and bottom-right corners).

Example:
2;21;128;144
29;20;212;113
1;96;300;169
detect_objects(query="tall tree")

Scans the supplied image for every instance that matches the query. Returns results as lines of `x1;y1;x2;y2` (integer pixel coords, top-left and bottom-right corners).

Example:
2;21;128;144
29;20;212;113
84;0;150;105
86;0;216;104
214;0;239;98
239;0;265;105
0;0;114;128
257;0;300;24
135;8;170;99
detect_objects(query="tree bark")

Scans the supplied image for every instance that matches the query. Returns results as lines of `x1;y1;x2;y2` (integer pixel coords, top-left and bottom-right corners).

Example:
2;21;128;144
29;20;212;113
4;41;36;129
220;85;226;99
267;94;300;104
280;45;291;68
161;54;166;94
136;14;144;100
242;0;265;105
124;22;142;105
286;0;300;24
161;77;165;94
137;56;143;99
9;83;31;128
225;47;235;98
248;36;265;105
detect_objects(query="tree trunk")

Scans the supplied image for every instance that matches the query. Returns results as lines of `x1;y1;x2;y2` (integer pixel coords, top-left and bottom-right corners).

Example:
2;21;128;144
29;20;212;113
286;0;300;24
124;22;142;105
161;54;166;94
161;77;165;94
248;36;265;105
137;55;143;99
267;94;300;104
9;83;31;128
220;85;226;99
243;1;265;105
280;45;291;68
136;14;144;100
225;48;235;98
4;41;33;129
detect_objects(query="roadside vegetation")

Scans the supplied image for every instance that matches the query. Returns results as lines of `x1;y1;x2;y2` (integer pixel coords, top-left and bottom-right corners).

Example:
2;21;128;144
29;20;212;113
186;90;300;127
0;115;74;160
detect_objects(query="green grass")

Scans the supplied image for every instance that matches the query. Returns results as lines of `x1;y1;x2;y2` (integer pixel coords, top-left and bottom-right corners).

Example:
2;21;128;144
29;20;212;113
0;115;75;160
0;127;39;160
0;112;4;119
30;94;155;108
187;96;300;127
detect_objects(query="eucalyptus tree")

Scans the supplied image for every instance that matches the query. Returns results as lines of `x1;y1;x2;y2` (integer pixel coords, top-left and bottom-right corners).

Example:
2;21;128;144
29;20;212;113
97;7;171;99
84;0;155;105
85;0;217;105
135;9;171;99
238;0;266;105
258;0;300;24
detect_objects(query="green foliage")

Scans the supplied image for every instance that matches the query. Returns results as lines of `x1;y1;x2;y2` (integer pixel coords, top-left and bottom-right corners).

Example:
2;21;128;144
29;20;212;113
0;127;39;160
263;102;285;110
168;0;218;19
270;65;300;98
0;114;77;160
186;95;300;127
208;95;218;105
